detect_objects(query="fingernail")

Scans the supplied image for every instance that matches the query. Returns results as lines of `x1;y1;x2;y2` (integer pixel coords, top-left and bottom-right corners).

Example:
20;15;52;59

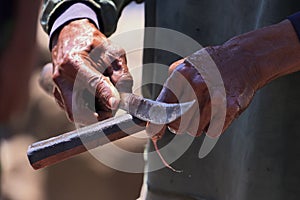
109;97;119;110
167;126;177;134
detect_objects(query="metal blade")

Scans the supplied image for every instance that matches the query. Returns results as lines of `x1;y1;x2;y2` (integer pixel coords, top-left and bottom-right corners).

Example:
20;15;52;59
119;93;195;124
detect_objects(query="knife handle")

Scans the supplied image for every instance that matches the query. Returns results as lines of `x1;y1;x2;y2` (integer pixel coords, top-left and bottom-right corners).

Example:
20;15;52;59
27;114;146;170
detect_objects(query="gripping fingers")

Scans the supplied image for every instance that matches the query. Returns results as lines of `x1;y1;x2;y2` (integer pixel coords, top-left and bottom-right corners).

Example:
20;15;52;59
188;96;211;136
51;61;120;123
68;59;120;111
146;74;183;138
52;71;76;121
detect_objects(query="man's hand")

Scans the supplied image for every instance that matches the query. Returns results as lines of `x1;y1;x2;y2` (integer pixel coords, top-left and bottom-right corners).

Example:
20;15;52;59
147;46;259;139
147;20;300;139
51;19;132;124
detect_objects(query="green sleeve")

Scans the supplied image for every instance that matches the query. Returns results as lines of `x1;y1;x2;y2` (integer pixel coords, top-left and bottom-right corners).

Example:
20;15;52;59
41;0;143;37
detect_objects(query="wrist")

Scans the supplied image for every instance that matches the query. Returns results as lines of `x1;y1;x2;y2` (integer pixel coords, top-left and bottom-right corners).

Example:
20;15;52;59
255;20;300;89
49;3;100;50
52;19;100;50
287;11;300;42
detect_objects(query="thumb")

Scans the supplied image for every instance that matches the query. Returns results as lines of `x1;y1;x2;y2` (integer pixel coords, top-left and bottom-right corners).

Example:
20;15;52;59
169;58;185;75
94;74;120;111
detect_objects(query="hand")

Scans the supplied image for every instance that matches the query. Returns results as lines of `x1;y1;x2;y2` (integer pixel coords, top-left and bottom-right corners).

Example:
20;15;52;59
51;19;132;124
146;20;300;139
147;45;261;139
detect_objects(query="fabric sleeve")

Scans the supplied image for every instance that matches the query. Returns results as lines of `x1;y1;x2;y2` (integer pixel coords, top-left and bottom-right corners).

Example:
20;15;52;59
41;0;144;37
287;11;300;42
49;3;99;38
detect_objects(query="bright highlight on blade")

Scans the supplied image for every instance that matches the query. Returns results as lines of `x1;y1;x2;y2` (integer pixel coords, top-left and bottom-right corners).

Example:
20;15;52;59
119;93;195;124
133;99;195;124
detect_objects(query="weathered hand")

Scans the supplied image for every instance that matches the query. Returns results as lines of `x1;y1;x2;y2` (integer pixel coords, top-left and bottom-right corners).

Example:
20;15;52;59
146;20;300;140
147;44;261;139
146;19;300;142
51;19;132;124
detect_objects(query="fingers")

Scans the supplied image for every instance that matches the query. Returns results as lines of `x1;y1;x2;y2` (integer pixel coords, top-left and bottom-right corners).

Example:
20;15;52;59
111;57;133;93
89;40;126;73
40;63;97;123
188;93;211;136
166;88;198;135
50;20;127;124
165;77;210;137
92;74;120;110
168;59;185;75
146;61;214;139
52;75;75;121
145;86;178;139
89;43;133;93
146;68;184;138
57;57;120;106
51;60;120;124
80;89;113;122
79;42;128;110
53;75;115;124
145;85;178;139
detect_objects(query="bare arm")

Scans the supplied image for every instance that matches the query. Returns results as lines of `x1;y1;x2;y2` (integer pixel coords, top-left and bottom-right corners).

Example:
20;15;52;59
222;20;300;89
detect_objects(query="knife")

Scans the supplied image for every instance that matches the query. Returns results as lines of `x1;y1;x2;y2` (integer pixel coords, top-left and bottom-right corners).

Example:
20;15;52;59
27;65;194;170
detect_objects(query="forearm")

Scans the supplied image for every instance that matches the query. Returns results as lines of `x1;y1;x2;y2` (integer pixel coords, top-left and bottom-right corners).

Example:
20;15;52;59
222;20;300;90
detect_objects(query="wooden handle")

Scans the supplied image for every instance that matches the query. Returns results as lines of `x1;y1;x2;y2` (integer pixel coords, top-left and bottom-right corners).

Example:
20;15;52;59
27;114;146;170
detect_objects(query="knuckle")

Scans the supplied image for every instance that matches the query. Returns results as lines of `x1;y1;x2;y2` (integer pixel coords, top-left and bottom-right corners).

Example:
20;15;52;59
169;59;185;73
109;44;126;58
62;52;77;66
117;47;126;56
95;79;114;98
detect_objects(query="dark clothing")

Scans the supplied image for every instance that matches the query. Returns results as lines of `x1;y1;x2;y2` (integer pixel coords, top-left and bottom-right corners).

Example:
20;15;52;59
143;1;300;199
0;0;14;54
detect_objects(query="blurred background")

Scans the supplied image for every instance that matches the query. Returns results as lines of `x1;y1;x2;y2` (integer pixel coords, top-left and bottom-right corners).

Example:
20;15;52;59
0;1;146;200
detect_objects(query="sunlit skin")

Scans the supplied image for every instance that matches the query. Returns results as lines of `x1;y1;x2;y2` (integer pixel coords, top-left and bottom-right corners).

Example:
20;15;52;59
50;19;300;170
51;19;132;122
52;19;300;139
147;20;300;139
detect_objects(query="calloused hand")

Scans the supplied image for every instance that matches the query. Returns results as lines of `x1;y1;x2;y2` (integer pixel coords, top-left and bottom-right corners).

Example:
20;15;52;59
51;19;132;124
146;20;300;141
147;45;261;139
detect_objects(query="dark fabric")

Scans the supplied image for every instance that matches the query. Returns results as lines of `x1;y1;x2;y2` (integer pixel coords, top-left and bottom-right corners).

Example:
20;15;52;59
288;11;300;42
143;0;300;199
0;0;15;54
0;0;14;26
48;3;100;49
41;0;144;37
